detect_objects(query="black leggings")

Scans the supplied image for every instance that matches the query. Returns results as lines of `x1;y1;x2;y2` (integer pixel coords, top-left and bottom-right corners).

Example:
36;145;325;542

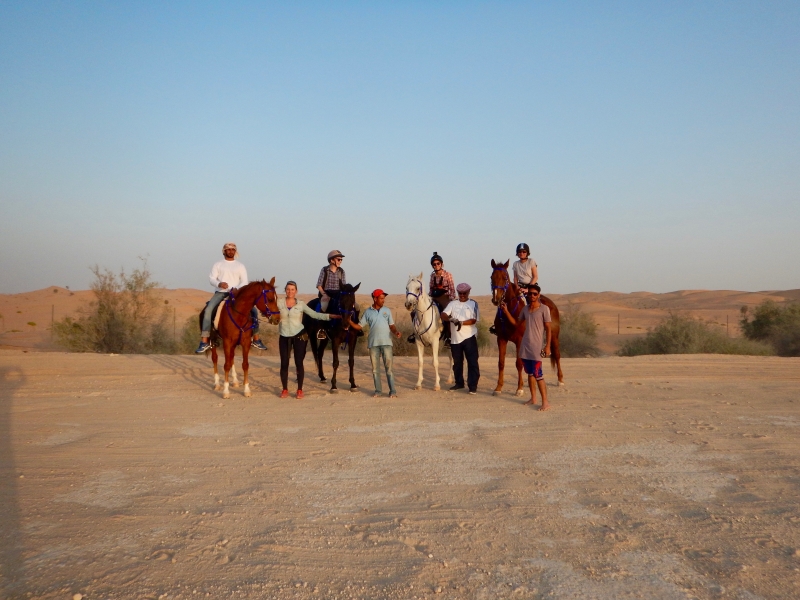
279;335;308;390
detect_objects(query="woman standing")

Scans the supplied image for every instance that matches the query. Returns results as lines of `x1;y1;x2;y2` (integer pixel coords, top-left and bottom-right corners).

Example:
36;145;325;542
278;281;340;399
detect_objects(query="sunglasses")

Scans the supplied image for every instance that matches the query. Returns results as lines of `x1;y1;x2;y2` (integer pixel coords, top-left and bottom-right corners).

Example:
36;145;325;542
527;292;540;297
432;262;442;266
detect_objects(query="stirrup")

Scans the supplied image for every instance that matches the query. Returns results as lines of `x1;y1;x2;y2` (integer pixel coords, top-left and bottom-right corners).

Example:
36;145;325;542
317;329;327;340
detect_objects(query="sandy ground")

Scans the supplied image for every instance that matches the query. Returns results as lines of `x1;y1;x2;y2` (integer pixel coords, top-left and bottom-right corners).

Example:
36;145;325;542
2;349;800;599
2;287;799;355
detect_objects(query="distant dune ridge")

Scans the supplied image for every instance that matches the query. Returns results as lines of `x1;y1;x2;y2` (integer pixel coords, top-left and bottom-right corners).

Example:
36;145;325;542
1;286;798;354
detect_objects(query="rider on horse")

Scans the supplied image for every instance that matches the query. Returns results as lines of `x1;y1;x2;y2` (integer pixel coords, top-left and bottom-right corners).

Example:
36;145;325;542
315;250;347;340
490;243;538;335
408;251;456;347
196;242;267;353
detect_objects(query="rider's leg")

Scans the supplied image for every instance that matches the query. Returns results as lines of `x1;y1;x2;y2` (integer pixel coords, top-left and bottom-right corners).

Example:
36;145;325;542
201;291;228;342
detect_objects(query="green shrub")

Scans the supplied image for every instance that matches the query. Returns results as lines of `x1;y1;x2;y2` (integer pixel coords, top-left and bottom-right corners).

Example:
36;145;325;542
740;301;800;357
618;313;773;357
559;304;601;357
54;260;176;354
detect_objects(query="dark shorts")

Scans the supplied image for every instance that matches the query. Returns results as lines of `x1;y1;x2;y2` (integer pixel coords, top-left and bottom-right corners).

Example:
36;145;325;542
521;359;543;380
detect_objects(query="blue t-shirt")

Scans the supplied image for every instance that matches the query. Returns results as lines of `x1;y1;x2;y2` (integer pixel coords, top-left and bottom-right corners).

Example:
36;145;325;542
359;306;395;348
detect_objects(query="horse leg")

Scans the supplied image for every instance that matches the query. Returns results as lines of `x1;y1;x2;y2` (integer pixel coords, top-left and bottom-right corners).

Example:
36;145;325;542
348;337;358;391
212;347;220;390
431;336;441;391
222;343;235;399
551;330;564;385
494;338;508;395
414;340;424;390
242;340;251;398
330;341;339;393
317;338;328;382
229;346;239;388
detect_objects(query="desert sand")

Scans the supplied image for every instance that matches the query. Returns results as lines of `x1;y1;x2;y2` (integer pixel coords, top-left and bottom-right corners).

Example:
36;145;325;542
2;347;800;599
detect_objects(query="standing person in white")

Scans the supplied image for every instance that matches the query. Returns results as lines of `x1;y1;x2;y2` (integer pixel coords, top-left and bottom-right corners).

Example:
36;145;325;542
195;243;267;353
499;283;552;410
442;283;481;394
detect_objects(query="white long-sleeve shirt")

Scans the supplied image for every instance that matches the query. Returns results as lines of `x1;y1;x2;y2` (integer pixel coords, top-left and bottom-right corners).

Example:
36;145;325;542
209;259;248;292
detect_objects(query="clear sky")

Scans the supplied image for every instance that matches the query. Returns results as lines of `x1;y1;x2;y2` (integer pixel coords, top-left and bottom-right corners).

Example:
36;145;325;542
1;1;798;295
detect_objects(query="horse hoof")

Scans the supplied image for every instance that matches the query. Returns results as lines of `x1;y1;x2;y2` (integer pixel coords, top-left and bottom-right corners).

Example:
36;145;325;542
414;385;422;391
214;385;221;391
493;390;502;396
433;386;440;391
515;389;524;397
231;383;239;389
222;393;230;400
558;381;565;387
350;387;358;393
320;377;327;383
330;388;338;394
244;391;252;398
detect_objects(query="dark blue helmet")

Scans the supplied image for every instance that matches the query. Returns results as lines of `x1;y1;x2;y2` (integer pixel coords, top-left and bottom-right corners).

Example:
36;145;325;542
516;243;530;255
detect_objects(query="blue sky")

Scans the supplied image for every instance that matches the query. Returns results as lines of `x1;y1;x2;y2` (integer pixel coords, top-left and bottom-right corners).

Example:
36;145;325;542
1;1;798;295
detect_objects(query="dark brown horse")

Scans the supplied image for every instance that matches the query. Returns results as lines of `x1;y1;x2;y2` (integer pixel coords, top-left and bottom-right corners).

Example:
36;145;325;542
202;279;280;398
303;283;361;393
490;260;564;395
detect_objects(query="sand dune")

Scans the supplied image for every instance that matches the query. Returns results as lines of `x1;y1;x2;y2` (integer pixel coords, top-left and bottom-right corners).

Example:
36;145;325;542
2;286;797;355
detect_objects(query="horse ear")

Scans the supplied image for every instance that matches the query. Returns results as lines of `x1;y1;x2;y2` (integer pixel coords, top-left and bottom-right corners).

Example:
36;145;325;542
353;282;361;291
269;276;276;287
503;260;510;269
418;272;423;279
491;259;497;268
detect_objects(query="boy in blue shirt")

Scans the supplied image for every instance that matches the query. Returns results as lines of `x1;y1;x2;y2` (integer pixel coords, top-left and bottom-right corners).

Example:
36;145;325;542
350;289;402;397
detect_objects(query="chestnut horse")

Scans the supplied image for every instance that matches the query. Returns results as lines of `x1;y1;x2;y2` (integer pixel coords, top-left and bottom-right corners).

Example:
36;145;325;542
204;279;280;399
303;283;361;393
490;260;564;396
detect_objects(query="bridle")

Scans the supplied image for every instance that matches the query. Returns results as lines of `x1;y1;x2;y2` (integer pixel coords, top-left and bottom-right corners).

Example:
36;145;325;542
406;278;436;340
491;266;524;324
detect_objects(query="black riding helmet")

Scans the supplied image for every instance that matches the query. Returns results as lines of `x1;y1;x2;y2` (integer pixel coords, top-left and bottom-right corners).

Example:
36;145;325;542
430;251;444;266
516;243;530;255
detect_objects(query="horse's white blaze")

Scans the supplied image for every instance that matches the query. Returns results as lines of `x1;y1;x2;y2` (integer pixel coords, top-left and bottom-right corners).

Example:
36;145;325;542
406;274;452;390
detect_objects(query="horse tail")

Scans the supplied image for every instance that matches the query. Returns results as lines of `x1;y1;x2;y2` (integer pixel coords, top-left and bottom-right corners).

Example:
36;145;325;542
544;297;561;373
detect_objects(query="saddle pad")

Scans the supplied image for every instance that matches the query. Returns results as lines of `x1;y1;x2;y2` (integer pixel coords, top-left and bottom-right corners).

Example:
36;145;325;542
213;300;225;331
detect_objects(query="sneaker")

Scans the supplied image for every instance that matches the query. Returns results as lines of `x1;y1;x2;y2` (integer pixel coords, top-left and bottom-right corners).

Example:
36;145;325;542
195;341;211;354
296;389;304;399
280;389;289;398
489;325;497;335
449;384;464;391
317;329;328;340
251;339;268;351
407;334;416;343
469;390;477;395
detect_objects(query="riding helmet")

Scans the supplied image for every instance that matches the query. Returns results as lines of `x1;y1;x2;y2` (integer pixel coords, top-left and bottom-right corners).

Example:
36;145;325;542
327;250;345;262
430;251;444;266
516;243;530;255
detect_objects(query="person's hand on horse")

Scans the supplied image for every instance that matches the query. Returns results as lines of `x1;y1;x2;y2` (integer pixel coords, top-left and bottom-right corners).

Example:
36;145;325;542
219;282;229;289
329;314;342;319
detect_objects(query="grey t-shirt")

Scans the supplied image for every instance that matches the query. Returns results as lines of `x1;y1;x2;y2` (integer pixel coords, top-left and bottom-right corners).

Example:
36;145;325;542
518;304;551;360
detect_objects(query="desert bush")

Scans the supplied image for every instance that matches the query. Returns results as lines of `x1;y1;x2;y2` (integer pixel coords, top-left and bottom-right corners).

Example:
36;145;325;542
740;301;800;357
559;304;601;357
54;260;176;354
618;313;773;357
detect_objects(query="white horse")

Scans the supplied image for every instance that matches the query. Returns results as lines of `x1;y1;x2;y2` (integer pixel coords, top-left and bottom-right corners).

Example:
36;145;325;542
405;274;453;391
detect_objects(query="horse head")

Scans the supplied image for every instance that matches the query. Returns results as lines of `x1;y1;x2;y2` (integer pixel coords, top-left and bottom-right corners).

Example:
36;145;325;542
256;277;281;325
339;283;360;328
490;259;511;306
404;272;424;312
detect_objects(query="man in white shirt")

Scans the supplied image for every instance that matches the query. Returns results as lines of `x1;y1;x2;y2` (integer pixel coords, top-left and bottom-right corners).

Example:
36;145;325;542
442;283;481;394
196;243;267;353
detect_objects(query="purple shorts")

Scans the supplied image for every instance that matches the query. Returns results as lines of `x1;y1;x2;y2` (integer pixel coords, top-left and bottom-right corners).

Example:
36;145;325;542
521;359;543;380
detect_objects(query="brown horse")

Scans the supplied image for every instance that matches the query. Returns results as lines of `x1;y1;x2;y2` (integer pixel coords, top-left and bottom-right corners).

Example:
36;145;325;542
303;283;361;393
203;279;280;398
490;260;564;395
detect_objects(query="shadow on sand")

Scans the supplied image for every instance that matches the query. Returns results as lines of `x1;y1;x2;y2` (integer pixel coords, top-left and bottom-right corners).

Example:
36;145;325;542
0;366;25;596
